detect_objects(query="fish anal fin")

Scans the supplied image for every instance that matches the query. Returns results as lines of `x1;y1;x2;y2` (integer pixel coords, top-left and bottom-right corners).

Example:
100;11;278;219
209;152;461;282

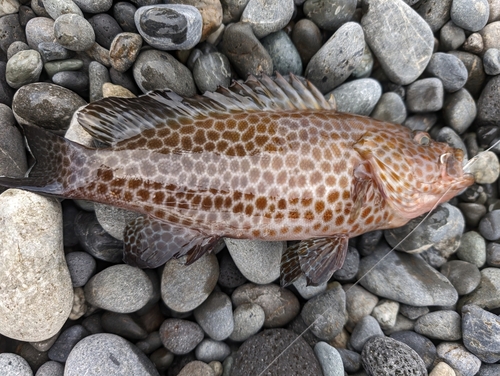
123;216;220;269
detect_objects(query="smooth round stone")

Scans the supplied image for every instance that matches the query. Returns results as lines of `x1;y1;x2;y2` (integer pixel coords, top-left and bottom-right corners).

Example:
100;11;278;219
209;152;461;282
219;22;273;78
484;48;500;75
193;52;231;93
261;30;302;76
224;239;283;285
48;325;89;363
467;153;500;184
88;13;123;50
218;252;247;289
229;303;265;342
133;49;196;96
406;78;444;112
462;304;500;363
361;0;434;85
42;0;83;19
109;32;142;73
136;332;162;355
52;71;89;94
371;300;399;330
94;204;139;241
305;0;356;31
479;210;500;240
371;92;406;124
305;22;364;94
480;22;500;51
6;50;43;89
440;260;481;296
7;41;30;59
135;5;201;51
65;251;96;287
333;246;360;282
195;339;231;363
440;20;466;51
329;78;381;116
0;14;26;54
84;264;153;313
458;268;500;310
362;336;427;376
54;14;95;51
343;283;378;332
101;312;148;341
414;310;462;341
113;2;138;32
336;348;361;374
426;53;468;93
161;253;219;313
291;18;322;66
436;342;481;376
479;364;500;376
456;231;486;268
178;361;214;376
314;342;343;376
390;331;437;370
404;113;437;131
451;0;489;31
414;0;452;32
443;89;476;134
240;0;293;38
0;353;32;376
487;242;500;267
73;0;112;13
293;275;327;300
358;244;458;306
0;190;73;342
231;329;322;376
35;361;64;376
477;75;500;126
159;319;204;355
65;333;159;375
0;104;27;178
193;291;234;341
449;51;486;98
232;283;300;328
301;283;347;341
350;315;384;352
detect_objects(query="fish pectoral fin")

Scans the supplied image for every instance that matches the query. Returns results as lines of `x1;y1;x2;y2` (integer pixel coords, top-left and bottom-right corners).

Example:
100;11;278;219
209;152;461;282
351;160;375;220
122;216;220;268
280;235;349;287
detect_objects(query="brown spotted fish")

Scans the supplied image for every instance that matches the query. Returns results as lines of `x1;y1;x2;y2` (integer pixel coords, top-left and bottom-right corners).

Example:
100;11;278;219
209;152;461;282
0;74;474;286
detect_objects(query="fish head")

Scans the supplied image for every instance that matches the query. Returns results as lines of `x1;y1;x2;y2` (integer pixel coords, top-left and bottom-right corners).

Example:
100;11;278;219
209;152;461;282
354;128;474;219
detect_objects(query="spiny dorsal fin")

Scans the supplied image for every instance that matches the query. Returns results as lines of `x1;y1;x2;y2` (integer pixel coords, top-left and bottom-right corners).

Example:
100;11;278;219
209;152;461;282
77;73;336;146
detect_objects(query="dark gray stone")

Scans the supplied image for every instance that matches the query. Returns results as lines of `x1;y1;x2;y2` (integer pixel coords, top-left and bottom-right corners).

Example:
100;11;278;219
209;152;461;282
101;312;148;341
443;88;477;134
449;51;486;97
371;92;407;124
405;78;444;113
414;0;452;32
440;260;481;296
333;246;360;282
218;252;247;289
399;304;429;320
336;348;361;374
486;242;500;267
0;14;27;54
221;0;249;22
113;2;138;33
390;331;436;370
458;268;500;310
440;20;466;51
38;42;72;62
291;18;322;66
0;104;27;180
135;332;162;355
350;315;384;352
240;0;294;38
88;13;123;50
73;0;112;13
193;52;232;93
426;52;468;92
52;71;89;95
35;361;64;376
462;304;500;363
159;319;204;355
303;0;356;31
484;48;500;75
261;31;302;76
479;364;500;376
479;210;500;240
48;325;89;362
66;251;96;287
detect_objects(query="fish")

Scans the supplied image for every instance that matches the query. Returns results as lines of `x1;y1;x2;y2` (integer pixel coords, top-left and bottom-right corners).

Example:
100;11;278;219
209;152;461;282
0;74;474;287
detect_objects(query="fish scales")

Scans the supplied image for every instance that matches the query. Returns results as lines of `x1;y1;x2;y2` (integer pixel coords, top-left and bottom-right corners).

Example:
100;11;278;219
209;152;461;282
0;74;474;286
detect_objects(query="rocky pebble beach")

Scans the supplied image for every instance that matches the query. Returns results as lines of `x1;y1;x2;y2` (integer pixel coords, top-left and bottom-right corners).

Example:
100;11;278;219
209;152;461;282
0;0;500;375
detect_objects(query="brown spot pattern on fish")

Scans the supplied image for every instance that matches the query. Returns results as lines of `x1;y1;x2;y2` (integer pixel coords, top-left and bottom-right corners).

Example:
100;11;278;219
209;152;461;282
0;74;475;286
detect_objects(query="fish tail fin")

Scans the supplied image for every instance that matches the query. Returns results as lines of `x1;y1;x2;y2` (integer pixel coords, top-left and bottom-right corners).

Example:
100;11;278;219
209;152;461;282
0;124;85;196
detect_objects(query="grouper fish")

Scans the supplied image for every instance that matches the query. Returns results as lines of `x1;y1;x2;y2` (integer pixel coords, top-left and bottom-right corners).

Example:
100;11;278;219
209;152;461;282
0;74;474;286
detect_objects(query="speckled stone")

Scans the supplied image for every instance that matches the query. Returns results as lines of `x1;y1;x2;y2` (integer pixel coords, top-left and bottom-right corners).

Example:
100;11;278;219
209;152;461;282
451;0;490;31
414;0;452;32
0;353;32;376
65;251;96;287
456;231;487;268
229;303;265;342
194;291;234;341
7;41;29;59
414;310;462;341
6;50;43;89
390;330;437;370
35;360;64;376
443;89;476;134
479;210;500;241
405;77;444;112
436;342;481;376
477;75;500;126
240;0;294;38
343;283;379;332
314;342;344;376
53;13;95;51
109;32;142;73
42;0;83;20
0;105;26;179
484;48;500;75
159;319;204;355
261;30;302;76
458;268;500;311
303;0;356;31
462;304;500;363
195;339;231;363
329;78;382;116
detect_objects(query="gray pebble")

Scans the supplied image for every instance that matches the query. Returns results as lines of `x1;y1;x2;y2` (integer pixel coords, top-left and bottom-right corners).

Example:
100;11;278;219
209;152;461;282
451;0;489;31
486;242;500;267
54;14;95;51
0;62;14;106
440;260;481;296
440;20;466;51
218;252;247;289
332;246;359;282
7;41;30;60
303;0;356;31
361;0;434;85
84;264;153;313
89;60;110;102
305;22;364;93
195;339;231;363
193;52;232;93
73;0;112;13
449;51;486;97
443;88;476;134
436;342;481;376
371;92;407;124
477;75;500;126
343;283;378;332
109;32;142;73
240;0;293;38
329;78;381;116
0;14;27;54
336;348;361;374
261;30;302;76
291;18;322;66
414;310;462;341
371;299;399;330
314;342;344;376
44;58;83;77
135;5;202;51
406;77;444;113
229;303;265;342
136;332;162;355
35;361;64;376
351;43;374;78
426;52;468;92
88;13;123;49
38;42;72;62
6;50;43;89
30;0;50;17
133;49;196;95
66;251;96;287
221;0;249;23
390;330;437;370
0;353;33;376
479;364;500;376
293;275;327;300
65;333;159;376
48;325;89;362
42;0;83;20
480;21;500;51
463;32;484;54
86;42;110;67
456;231;486;268
194;291;234;341
94;204;139;240
159;319;204;355
399;304;429;320
479;210;500;240
0;104;27;178
113;2;138;32
414;0;452;32
101;312;148;341
19;5;37;27
350;315;384;352
484;48;500;76
52;71;89;94
458;268;500;311
462;304;500;363
384;314;416;335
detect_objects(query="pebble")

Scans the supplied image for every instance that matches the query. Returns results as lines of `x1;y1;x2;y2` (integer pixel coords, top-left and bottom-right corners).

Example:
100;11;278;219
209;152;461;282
101;312;148;341
352;43;374;78
135;5;202;51
48;325;89;362
65;251;96;287
479;210;500;240
293;275;327;299
291;18;322;66
178;361;214;376
217;252;247;289
109;32;142;73
436;342;481;376
73;0;112;13
450;0;489;32
362;336;427;376
399;304;429;320
343;283;378;332
371;91;407;124
0;14;27;54
440;20;466;52
159;319;204;355
390;330;437;370
85;42;110;67
479;364;500;376
232;283;299;327
133;49;196;96
314;342;344;376
52;71;89;94
84;264;153;313
303;0;356;31
192;52;232;93
484;48;500;76
329;78;382;116
88;13;123;50
458;268;500;311
440;260;481;296
42;0;83;20
240;0;294;38
54;13;95;51
35;361;64;376
414;310;462;341
7;41;30;59
19;6;36;27
361;0;434;85
0;353;33;376
161;253;219;312
430;362;456;376
486;242;500;267
261;30;302;76
480;21;500;51
405;78;444;113
414;0;452;32
443;89;477;134
0;62;13;105
426;53;468;92
88;60;109;102
149;348;174;373
113;2;138;33
449;51;486;97
102;82;135;98
194;291;234;341
173;0;223;41
305;22;364;94
6;50;43;89
459;203;487;228
219;22;273;78
0;190;73;342
463;32;484;55
94;204;139;240
358;244;459;306
65;333;159;375
229;303;265;342
350;315;384;352
371;299;399;330
0;104;27;177
462;304;500;363
336;348;361;374
231;329;322;376
456;231;487;268
136;332;163;355
195;339;231;363
0;0;20;16
44;58;83;77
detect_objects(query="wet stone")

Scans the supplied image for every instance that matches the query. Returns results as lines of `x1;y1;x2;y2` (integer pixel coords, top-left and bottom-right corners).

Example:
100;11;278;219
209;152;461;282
462;304;500;363
405;78;444;113
350;315;384;352
113;2;138;33
240;0;294;38
436;342;481;376
440;260;481;296
193;291;234;341
48;325;89;363
440;20;466;52
450;0;489;32
159;319;204;355
371;92;407;124
192;52;232;93
414;310;462;341
443;89;476;134
261;30;302;76
484;48;500;76
291;18;322;66
229;303;265;342
426;53;468;93
195;339;231;363
390;330;437;370
65;251;96;287
303;0;356;31
54;14;95;51
329;78;382;116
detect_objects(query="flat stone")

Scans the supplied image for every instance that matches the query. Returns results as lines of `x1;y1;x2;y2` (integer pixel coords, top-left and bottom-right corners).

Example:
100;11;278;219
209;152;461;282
459;268;500;311
414;310;462;341
405;77;444;112
440;260;481;296
0;104;27;178
479;210;500;240
426;52;468;92
240;0;294;38
44;59;83;78
436;342;481;376
462;304;500;363
329;78;381;116
73;0;112;13
314;342;344;376
48;325;89;363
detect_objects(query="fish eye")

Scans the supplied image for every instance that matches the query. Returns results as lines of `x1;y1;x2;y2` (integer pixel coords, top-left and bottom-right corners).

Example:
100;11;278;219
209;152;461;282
413;131;430;146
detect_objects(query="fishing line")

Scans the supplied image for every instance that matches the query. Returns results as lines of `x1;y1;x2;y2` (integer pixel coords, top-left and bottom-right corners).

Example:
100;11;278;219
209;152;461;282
257;141;500;376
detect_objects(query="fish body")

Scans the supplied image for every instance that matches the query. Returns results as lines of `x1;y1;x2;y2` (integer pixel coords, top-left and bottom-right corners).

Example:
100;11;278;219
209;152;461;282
0;75;474;286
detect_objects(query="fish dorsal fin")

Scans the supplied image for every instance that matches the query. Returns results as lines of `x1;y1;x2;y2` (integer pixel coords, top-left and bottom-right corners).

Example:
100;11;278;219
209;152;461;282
77;73;336;146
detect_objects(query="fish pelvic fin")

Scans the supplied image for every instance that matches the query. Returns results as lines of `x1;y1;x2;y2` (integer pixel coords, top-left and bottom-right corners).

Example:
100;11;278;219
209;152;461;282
0;123;86;196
